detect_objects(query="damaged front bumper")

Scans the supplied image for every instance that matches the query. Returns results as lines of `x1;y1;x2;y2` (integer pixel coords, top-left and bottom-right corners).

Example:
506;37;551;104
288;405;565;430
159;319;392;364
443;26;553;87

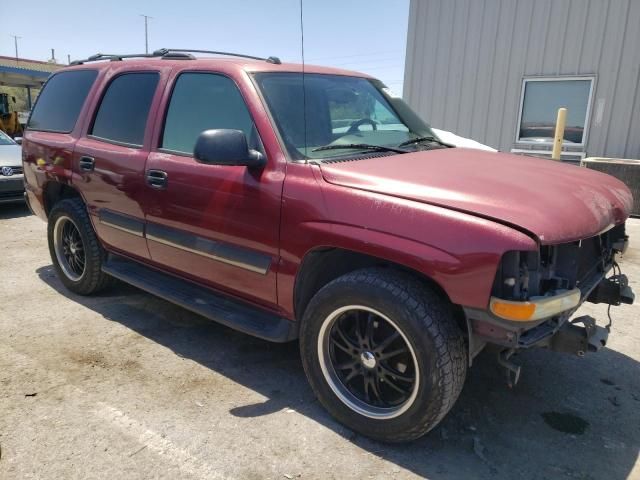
465;271;634;387
464;271;635;361
463;225;633;387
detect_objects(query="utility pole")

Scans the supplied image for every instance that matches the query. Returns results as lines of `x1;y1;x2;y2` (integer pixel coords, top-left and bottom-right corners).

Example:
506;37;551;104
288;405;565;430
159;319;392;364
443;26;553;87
10;35;21;61
140;15;152;54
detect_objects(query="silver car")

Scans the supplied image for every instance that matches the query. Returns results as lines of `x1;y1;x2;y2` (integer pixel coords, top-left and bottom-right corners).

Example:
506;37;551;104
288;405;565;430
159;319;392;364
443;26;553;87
0;131;24;204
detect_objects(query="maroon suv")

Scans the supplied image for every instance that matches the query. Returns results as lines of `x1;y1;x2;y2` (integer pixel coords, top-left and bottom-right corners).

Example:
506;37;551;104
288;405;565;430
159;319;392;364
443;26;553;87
22;49;634;442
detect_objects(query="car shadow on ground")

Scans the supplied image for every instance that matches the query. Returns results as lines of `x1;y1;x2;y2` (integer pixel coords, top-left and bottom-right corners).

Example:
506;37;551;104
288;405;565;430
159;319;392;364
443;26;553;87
36;265;640;480
0;202;31;220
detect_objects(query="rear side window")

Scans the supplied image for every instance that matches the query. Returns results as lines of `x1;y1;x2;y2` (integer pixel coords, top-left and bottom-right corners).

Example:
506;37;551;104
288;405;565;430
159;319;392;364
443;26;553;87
28;70;98;133
90;72;159;147
161;73;256;154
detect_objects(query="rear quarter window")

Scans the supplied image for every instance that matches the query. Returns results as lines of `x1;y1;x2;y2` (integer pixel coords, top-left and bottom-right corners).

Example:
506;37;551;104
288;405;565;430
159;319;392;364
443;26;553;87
27;70;98;133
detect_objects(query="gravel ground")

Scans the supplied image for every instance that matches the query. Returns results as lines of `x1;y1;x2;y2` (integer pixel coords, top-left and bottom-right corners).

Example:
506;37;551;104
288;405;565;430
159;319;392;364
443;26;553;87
1;202;639;480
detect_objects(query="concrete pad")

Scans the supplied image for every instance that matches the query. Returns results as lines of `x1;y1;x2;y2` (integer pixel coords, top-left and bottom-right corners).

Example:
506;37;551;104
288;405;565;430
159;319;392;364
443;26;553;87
1;203;638;479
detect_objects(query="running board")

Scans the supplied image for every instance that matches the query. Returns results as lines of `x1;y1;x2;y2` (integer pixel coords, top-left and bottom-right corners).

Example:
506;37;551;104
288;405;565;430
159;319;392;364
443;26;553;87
102;255;298;342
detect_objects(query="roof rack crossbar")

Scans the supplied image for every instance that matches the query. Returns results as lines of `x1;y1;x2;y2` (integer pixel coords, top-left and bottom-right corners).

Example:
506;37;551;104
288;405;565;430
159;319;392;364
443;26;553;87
70;48;281;66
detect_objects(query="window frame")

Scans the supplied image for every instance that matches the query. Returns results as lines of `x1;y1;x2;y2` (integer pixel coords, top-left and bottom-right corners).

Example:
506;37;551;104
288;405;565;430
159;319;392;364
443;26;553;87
26;69;98;134
515;75;596;148
157;70;263;158
87;70;161;149
249;72;294;162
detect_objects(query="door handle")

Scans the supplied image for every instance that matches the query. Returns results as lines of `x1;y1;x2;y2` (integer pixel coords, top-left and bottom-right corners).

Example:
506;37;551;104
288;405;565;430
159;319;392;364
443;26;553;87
79;156;95;172
146;169;168;189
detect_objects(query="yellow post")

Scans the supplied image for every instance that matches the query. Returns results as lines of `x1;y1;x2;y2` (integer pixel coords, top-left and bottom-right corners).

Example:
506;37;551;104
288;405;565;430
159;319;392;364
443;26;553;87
551;107;567;160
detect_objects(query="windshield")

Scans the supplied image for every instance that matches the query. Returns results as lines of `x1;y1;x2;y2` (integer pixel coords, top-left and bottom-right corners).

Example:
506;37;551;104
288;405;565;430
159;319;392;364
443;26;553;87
0;131;16;146
254;73;439;161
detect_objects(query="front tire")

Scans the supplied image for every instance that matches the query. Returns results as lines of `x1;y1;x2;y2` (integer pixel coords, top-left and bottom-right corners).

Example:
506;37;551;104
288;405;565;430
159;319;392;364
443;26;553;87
300;268;467;442
48;198;113;295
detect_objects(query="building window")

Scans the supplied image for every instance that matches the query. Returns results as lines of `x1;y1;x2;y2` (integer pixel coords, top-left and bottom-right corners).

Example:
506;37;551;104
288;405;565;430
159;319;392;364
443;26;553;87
516;77;594;146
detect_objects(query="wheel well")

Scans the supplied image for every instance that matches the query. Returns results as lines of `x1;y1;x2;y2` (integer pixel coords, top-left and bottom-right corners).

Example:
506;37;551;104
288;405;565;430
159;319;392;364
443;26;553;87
293;248;466;333
43;182;82;217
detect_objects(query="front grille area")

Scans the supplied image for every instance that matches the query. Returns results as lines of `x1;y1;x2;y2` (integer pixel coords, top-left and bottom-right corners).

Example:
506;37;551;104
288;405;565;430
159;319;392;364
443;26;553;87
0;177;24;195
0;191;23;199
1;166;23;175
576;236;608;285
549;225;623;292
493;223;626;300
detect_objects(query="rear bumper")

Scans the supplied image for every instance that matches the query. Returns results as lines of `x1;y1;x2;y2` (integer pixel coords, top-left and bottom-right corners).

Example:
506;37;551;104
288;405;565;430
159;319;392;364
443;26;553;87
0;176;25;204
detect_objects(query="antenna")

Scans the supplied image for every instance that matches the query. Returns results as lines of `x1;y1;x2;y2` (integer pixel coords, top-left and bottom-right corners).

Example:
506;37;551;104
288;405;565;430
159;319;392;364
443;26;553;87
299;0;308;159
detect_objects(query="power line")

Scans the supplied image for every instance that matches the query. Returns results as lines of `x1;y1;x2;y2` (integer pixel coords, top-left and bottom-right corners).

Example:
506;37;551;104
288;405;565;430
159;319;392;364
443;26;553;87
340;64;404;72
315;58;404;67
306;50;403;62
332;62;404;70
308;54;405;69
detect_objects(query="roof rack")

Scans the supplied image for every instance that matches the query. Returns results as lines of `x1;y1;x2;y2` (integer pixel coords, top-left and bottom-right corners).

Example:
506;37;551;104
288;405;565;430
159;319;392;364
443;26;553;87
70;48;281;66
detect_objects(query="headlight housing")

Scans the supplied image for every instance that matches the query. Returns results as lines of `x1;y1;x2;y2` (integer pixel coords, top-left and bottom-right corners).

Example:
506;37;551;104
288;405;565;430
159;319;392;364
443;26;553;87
490;289;581;322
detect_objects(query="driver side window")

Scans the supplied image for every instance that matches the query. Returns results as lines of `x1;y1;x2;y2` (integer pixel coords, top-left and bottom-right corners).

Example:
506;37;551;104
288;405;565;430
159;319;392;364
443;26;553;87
161;72;261;155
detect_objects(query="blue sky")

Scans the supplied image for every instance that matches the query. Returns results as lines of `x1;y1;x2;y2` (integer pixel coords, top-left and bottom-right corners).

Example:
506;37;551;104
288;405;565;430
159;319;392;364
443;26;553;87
2;0;409;94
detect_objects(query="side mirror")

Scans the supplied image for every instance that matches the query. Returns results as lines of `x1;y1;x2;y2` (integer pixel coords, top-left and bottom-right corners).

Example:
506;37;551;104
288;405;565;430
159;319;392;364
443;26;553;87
193;129;265;168
14;137;22;145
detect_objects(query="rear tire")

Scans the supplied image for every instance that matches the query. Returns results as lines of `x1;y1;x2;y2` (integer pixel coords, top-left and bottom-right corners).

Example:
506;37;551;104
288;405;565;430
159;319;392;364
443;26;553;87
300;268;467;442
48;198;113;295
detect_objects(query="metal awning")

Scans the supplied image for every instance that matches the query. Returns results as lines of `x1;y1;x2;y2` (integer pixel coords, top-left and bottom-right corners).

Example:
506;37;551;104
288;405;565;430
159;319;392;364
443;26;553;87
0;56;63;88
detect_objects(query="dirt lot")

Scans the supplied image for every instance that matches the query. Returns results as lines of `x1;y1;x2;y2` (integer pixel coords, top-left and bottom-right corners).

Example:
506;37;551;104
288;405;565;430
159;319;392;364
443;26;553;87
1;202;639;480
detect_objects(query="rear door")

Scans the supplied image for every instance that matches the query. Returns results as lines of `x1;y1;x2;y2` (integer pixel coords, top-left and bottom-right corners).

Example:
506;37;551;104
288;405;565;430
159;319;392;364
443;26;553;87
143;70;284;307
73;68;168;260
23;69;99;220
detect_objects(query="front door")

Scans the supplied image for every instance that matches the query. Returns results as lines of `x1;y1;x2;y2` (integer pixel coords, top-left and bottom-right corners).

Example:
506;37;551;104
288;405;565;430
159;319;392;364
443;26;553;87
143;71;283;307
74;71;163;260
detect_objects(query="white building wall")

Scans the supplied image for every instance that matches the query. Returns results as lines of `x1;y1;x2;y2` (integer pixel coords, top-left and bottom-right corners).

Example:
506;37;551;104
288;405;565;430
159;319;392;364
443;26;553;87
403;0;640;159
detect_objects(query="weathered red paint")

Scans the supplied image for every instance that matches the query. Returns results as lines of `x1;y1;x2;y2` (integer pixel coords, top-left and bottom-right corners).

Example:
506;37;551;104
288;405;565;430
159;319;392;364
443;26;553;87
320;148;633;245
22;57;632;321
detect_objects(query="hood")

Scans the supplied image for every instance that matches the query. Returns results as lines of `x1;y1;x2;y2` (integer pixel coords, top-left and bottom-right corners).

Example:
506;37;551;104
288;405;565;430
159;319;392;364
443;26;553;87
0;144;22;167
320;148;633;244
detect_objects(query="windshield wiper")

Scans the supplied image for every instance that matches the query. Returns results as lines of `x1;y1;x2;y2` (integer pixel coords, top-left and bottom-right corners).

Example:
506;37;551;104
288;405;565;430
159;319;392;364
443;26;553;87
397;136;453;148
311;143;409;154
